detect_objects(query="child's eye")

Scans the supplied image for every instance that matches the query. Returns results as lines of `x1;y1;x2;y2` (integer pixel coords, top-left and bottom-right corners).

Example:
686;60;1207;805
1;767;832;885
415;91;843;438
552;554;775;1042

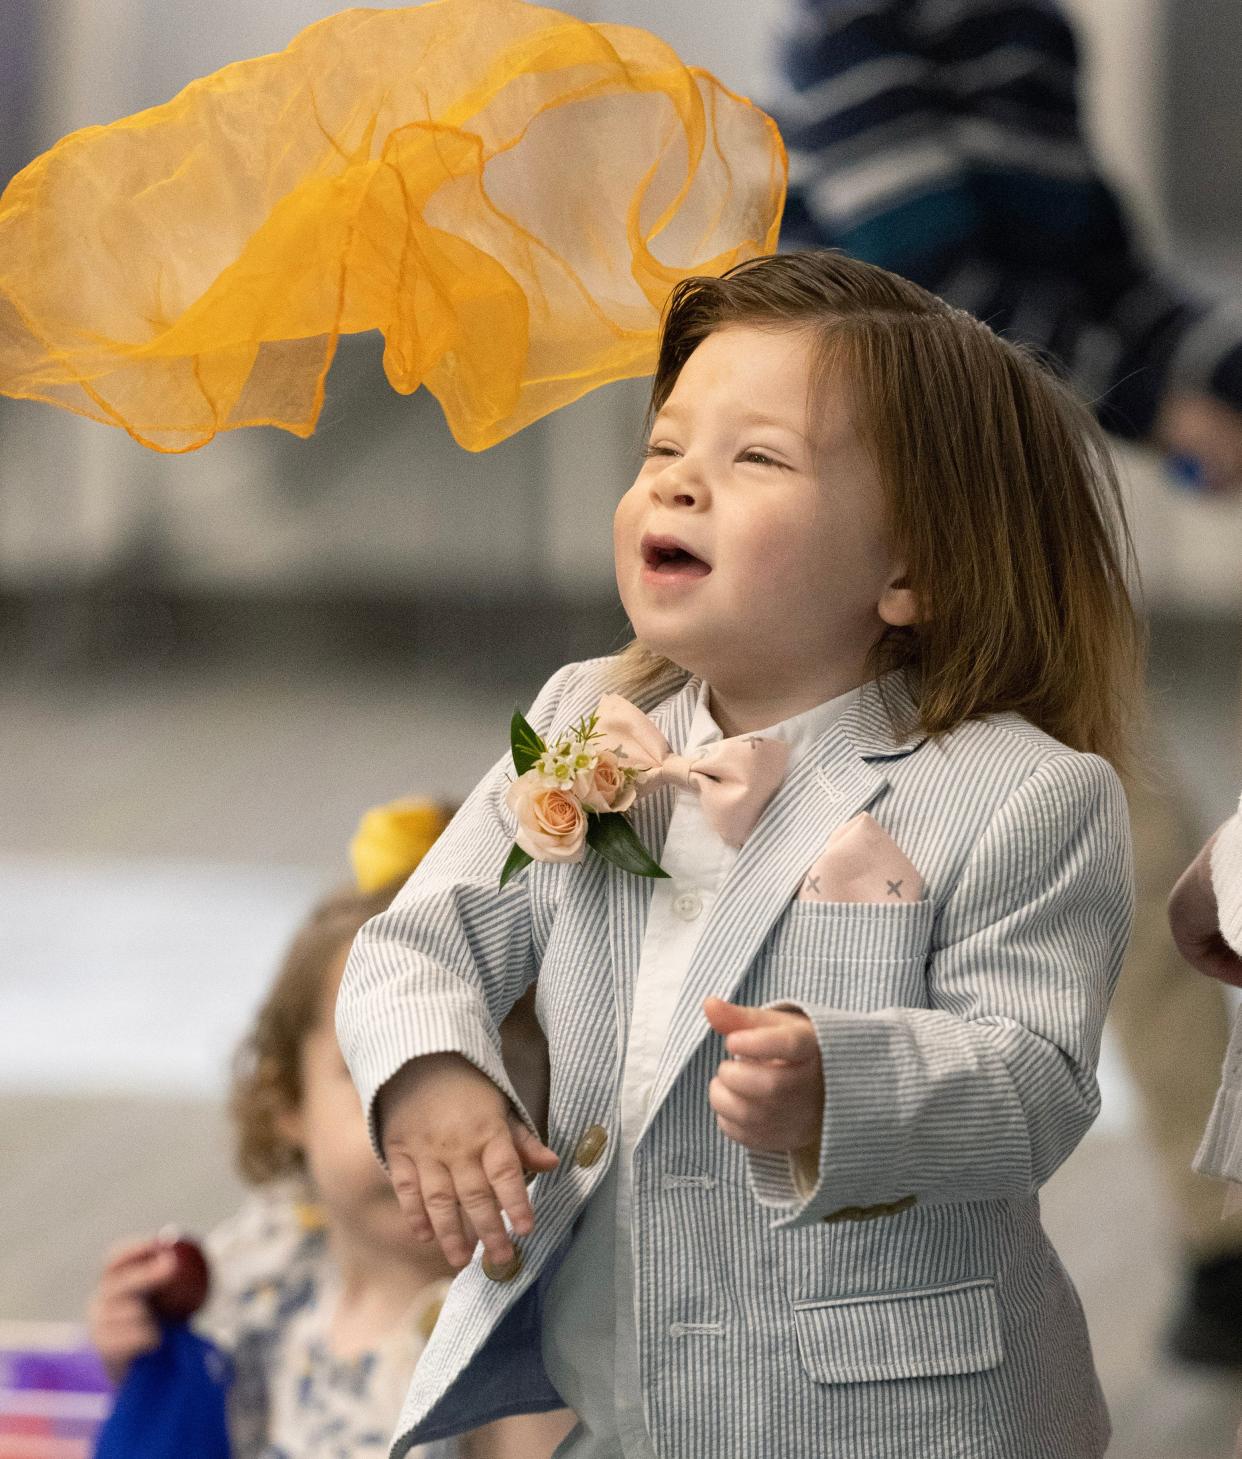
642;443;680;459
740;450;785;467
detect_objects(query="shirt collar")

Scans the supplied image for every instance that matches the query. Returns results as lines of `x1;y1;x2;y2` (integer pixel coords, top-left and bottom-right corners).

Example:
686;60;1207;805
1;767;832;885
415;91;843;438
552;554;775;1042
685;679;861;773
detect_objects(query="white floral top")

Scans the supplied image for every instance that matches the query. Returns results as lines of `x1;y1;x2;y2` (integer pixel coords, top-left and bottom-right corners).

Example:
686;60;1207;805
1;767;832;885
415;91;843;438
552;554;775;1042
198;1181;456;1459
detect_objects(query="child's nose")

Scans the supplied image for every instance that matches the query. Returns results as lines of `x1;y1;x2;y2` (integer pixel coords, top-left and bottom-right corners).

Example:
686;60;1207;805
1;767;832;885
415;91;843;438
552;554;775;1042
654;457;709;509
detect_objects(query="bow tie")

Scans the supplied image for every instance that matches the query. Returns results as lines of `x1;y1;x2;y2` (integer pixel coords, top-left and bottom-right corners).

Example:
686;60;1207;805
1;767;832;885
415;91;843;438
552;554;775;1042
594;694;790;847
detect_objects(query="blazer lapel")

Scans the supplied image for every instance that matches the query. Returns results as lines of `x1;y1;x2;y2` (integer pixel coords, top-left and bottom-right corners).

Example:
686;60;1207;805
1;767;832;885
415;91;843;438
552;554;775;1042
639;673;927;1133
605;676;700;1039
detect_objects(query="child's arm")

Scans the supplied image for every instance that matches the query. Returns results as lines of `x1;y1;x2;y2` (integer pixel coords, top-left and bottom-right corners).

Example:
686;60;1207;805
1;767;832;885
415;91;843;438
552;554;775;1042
336;661;585;1261
727;751;1132;1227
87;1238;180;1385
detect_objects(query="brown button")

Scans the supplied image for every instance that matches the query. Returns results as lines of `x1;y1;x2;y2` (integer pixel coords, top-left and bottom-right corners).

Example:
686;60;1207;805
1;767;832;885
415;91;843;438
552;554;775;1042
482;1247;524;1283
574;1124;608;1169
822;1194;917;1225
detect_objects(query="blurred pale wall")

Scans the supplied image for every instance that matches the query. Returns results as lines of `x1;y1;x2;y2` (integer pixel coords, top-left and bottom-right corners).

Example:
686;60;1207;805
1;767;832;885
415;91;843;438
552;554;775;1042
1063;0;1164;238
2;0;1241;606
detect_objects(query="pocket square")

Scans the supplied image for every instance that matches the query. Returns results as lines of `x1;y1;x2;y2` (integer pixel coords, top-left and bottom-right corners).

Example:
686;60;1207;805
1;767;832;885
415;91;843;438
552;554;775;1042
798;812;923;903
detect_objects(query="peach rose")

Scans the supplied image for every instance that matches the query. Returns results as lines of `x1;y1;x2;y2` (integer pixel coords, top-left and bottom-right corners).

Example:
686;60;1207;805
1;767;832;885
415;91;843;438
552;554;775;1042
505;773;588;862
578;750;637;813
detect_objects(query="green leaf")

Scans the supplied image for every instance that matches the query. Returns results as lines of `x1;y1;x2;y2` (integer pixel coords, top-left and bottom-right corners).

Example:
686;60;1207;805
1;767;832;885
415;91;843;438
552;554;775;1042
510;709;546;776
587;813;669;878
499;842;534;889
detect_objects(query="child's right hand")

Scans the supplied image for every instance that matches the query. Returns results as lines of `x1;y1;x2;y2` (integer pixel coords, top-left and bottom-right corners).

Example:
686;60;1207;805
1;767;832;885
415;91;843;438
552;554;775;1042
87;1237;179;1385
379;1052;559;1271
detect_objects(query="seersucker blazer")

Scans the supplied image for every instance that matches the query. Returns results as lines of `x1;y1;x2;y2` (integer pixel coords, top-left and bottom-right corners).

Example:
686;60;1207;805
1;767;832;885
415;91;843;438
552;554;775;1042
337;656;1133;1459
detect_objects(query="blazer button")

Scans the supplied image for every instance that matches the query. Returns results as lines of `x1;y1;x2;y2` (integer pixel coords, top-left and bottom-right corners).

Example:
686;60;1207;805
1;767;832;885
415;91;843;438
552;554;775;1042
574;1124;608;1168
482;1247;524;1283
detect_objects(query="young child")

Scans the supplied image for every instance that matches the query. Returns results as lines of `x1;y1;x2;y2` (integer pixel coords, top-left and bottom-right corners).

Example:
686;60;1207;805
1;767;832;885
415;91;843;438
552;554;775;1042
87;801;573;1459
337;252;1141;1458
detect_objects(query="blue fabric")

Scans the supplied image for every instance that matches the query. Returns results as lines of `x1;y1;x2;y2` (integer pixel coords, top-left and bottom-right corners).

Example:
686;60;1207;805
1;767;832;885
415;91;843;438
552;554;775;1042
93;1323;232;1459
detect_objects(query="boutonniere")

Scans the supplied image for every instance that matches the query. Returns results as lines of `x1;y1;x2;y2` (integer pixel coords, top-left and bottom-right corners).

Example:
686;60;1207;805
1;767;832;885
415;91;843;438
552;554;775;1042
500;707;668;887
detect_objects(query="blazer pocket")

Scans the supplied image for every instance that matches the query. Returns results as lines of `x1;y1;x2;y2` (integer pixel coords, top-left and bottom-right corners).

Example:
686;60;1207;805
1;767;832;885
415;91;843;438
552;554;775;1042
793;1279;1003;1384
773;897;935;966
755;899;935;1013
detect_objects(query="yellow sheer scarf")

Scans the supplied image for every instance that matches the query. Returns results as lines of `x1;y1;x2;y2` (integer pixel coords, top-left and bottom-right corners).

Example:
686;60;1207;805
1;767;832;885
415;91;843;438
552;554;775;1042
0;0;785;452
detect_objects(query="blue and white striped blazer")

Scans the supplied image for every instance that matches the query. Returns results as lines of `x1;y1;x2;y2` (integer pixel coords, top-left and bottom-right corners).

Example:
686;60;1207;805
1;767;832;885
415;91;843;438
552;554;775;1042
337;656;1133;1459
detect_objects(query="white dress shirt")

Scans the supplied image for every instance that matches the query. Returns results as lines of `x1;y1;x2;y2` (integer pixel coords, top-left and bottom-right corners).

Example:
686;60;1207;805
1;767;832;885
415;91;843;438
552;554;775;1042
541;679;858;1457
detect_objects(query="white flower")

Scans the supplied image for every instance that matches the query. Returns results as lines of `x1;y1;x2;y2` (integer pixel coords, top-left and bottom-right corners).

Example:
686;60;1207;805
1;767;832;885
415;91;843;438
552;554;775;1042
536;751;578;787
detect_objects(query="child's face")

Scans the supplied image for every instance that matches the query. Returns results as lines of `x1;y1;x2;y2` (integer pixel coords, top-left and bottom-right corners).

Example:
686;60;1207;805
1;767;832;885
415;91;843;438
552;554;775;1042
614;324;913;708
284;948;429;1261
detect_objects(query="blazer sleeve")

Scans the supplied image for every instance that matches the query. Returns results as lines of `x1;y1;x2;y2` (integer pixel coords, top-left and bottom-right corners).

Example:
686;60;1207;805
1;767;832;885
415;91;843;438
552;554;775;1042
336;660;580;1160
749;749;1133;1228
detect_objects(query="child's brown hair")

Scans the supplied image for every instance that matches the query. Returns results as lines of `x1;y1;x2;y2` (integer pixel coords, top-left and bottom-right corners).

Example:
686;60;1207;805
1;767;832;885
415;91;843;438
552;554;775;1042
229;882;401;1185
619;250;1144;770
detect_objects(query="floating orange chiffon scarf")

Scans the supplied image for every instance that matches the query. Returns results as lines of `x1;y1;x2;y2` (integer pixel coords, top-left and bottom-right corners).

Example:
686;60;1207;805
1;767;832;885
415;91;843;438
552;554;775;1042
0;0;785;452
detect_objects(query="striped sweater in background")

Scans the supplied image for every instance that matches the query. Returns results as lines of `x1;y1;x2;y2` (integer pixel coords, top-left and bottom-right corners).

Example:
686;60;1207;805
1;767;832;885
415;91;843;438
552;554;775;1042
773;0;1242;440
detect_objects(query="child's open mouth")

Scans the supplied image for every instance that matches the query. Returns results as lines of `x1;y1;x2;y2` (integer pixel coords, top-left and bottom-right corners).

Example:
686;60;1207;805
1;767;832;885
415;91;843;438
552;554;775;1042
641;534;712;578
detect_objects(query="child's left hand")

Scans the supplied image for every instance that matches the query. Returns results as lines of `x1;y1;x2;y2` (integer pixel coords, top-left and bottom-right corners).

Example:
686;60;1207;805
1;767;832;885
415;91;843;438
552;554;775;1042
703;997;824;1154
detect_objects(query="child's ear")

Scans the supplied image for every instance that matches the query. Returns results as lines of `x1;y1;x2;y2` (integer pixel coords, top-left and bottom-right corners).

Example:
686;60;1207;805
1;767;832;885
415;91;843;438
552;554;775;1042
878;568;920;628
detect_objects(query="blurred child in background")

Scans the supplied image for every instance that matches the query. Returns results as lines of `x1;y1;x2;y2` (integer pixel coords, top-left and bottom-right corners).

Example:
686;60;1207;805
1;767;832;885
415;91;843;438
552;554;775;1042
87;800;571;1459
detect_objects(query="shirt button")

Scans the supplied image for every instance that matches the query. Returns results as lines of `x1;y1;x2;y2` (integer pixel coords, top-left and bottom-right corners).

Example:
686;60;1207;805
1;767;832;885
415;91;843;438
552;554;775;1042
574;1124;608;1168
673;891;703;921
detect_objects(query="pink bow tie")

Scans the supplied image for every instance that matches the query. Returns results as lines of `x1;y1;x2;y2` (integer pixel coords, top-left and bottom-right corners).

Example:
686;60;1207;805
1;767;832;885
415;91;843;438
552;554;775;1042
594;694;790;847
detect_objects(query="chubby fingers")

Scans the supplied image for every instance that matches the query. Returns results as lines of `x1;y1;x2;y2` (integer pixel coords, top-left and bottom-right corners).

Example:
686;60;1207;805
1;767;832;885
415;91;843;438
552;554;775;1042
713;1054;809;1100
100;1235;164;1276
450;1142;525;1269
455;1124;557;1265
389;1150;435;1244
390;1157;481;1264
97;1238;178;1299
709;1057;810;1140
510;1119;560;1175
418;1159;480;1269
89;1239;177;1382
704;997;817;1062
703;996;792;1038
706;1003;824;1152
396;1126;557;1272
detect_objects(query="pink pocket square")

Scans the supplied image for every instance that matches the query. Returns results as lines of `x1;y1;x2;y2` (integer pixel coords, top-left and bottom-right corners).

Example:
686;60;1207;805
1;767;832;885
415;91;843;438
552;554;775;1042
798;813;924;903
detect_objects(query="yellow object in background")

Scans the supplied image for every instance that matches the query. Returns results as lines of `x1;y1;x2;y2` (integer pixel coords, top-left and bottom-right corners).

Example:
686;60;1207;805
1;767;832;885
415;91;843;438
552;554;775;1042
0;0;785;453
350;798;453;893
